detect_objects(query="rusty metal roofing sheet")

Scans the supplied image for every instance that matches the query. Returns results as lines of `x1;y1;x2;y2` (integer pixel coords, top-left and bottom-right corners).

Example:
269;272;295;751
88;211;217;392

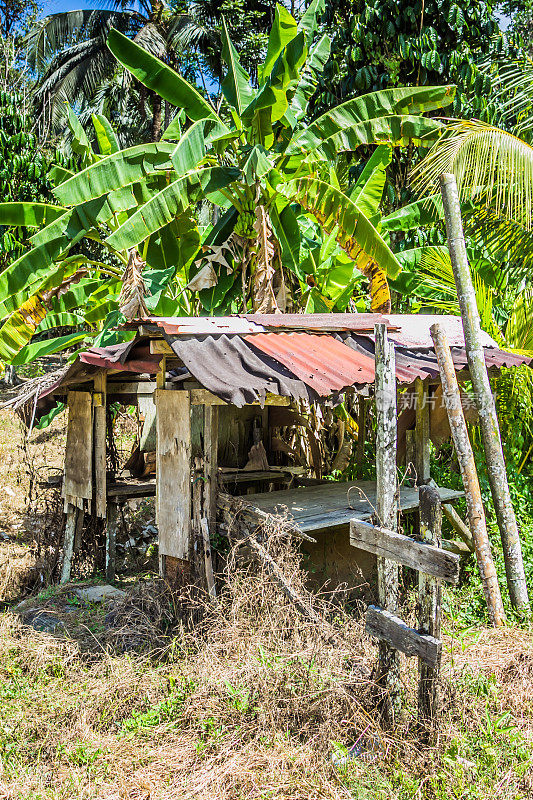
122;316;265;335
383;314;499;349
243;312;398;332
245;332;377;395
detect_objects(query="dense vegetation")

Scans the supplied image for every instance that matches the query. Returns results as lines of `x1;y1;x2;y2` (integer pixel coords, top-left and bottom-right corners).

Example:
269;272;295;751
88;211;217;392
0;3;532;795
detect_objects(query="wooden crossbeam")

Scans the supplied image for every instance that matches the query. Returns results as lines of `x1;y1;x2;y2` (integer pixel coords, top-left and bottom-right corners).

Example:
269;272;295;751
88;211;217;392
350;519;460;584
366;606;442;668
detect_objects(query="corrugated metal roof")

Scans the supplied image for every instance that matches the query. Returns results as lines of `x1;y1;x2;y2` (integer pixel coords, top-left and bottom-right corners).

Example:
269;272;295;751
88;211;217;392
243;312;398;332
245;332;376;395
383;314;499;348
165;334;315;407
122;316;264;335
121;313;497;348
12;315;530;413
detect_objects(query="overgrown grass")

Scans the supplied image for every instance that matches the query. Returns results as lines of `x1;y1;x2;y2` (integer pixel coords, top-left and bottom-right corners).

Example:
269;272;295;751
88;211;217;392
0;554;531;800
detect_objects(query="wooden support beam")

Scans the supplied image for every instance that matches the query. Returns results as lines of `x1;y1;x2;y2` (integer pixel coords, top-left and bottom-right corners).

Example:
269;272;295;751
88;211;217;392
418;485;442;729
156;389;191;576
200;518;216;601
415;378;430;483
106;381;156;396
105;500;118;582
204;405;219;530
156;356;167;389
150;339;174;355
350;519;459;583
60;504;78;584
94;371;107;519
355;397;368;476
374;322;401;723
366;606;441;668
430;323;506;627
440;172;530;613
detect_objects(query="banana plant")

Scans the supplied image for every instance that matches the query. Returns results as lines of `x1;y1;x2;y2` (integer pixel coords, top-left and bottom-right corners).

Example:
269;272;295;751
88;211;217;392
98;4;454;315
0;2;455;366
0;109;203;363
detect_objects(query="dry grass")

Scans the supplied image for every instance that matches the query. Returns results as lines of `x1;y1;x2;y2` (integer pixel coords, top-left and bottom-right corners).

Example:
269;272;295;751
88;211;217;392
0;412;531;798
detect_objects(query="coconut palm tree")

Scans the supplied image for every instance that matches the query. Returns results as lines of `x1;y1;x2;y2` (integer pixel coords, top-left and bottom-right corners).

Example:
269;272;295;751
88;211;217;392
411;57;533;275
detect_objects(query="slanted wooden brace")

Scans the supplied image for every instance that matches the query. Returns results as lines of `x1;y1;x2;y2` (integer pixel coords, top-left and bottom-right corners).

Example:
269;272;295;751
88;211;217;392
350;323;460;728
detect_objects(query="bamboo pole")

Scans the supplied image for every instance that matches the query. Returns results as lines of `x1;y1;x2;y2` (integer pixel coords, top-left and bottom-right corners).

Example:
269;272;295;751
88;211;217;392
374;323;401;722
430;323;506;626
439;173;530;613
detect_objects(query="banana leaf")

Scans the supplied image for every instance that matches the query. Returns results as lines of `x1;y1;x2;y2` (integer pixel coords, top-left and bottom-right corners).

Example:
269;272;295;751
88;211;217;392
12;331;89;366
381;194;443;231
350;144;392;217
53;142;176;205
289;177;402;311
220;18;254;114
92;113;120;155
259;4;298;85
0;202;67;228
106;166;240;250
107;29;219;123
290;34;331;122
288;85;456;154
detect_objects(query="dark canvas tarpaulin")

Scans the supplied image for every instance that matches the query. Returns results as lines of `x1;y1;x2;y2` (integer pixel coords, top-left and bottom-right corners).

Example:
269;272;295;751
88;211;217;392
164;334;315;407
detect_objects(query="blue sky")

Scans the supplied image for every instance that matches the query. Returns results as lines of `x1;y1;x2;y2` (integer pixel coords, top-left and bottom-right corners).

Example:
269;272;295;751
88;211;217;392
42;0;87;12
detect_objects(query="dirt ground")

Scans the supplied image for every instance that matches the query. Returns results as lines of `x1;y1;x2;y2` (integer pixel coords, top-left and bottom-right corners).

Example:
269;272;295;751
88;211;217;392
0;410;531;800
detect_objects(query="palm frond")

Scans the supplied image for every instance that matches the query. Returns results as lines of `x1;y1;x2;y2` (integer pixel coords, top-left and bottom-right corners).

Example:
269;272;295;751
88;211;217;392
506;289;533;351
26;9;135;73
133;23;167;59
411;120;533;230
486;57;533;138
463;208;533;283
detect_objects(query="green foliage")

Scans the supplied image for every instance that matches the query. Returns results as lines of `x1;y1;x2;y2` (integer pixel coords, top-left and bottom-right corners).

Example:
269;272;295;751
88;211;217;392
0;89;75;270
315;0;503;118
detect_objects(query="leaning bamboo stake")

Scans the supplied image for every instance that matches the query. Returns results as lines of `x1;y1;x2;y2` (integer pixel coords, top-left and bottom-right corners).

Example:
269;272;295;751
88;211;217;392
374;323;402;722
440;173;530;613
430;323;506;627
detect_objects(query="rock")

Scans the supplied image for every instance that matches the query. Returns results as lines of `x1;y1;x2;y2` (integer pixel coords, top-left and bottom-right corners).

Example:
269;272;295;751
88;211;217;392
74;585;126;603
22;609;64;633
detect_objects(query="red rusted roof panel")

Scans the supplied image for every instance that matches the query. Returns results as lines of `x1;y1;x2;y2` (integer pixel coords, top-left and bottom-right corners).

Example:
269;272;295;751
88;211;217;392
245;332;377;395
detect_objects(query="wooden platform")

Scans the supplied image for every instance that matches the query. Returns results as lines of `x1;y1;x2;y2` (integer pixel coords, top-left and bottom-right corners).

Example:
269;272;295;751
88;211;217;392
236;480;464;534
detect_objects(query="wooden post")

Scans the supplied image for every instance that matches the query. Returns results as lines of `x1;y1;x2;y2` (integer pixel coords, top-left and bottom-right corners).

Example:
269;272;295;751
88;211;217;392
203;405;219;531
374;322;401;723
405;429;416;477
356;397;368;475
430;323;506;626
418;485;442;731
415;378;430;484
94;371;107;519
440;172;530;614
60;504;78;584
156;389;191;583
106;500;118;582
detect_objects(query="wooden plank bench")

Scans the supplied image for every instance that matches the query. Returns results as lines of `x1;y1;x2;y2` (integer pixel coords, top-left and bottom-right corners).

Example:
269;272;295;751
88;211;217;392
222;480;464;536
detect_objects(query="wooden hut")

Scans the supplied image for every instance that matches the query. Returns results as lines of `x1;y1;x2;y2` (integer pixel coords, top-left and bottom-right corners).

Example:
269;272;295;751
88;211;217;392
8;312;529;594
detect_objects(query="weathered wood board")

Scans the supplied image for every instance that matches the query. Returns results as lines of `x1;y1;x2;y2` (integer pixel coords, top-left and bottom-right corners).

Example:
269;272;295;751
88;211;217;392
156;389;191;562
239;481;463;534
64;391;93;507
350;519;459;583
366;605;442;668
